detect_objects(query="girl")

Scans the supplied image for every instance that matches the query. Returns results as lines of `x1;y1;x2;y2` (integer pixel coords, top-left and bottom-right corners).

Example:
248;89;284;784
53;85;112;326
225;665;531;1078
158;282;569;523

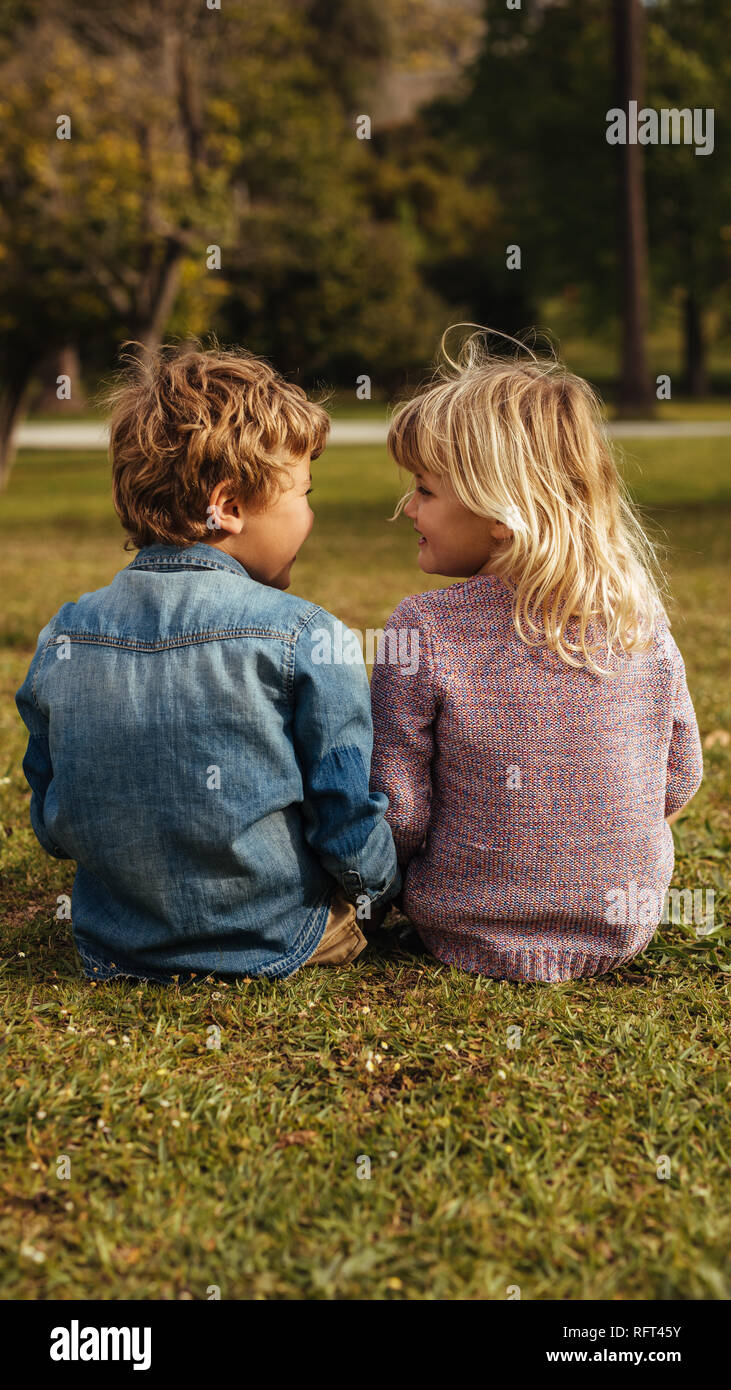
369;330;703;982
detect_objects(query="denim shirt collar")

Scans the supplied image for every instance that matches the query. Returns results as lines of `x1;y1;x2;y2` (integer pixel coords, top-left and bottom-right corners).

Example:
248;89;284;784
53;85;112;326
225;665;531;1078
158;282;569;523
128;542;251;581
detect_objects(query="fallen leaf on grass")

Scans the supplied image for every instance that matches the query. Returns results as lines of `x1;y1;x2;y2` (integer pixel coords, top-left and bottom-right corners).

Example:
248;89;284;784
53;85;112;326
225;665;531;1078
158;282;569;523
118;1246;142;1265
274;1130;317;1149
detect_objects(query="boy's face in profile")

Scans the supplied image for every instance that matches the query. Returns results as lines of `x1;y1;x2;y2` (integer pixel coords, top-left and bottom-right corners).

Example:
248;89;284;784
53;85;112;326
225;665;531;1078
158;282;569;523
206;453;314;590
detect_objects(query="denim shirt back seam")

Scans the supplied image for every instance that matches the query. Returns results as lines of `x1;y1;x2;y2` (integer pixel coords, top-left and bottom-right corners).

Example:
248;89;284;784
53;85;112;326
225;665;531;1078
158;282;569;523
47;629;296;652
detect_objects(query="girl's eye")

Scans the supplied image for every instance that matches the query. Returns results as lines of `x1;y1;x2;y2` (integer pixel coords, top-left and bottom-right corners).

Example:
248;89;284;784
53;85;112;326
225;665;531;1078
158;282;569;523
417;485;431;496
306;487;313;495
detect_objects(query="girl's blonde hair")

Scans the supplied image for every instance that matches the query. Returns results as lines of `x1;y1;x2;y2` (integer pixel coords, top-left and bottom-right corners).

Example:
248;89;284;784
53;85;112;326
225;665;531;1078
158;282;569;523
388;327;667;675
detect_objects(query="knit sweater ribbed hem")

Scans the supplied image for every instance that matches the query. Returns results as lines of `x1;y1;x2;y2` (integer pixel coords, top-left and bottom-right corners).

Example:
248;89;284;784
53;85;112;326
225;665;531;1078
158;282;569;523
416;926;655;983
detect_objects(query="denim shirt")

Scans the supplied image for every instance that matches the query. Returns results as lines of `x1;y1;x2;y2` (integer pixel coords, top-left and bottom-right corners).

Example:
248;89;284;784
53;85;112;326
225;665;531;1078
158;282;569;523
15;543;400;981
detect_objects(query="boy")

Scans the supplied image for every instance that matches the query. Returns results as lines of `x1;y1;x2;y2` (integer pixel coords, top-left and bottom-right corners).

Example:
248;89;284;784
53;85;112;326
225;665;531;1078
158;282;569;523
16;345;400;981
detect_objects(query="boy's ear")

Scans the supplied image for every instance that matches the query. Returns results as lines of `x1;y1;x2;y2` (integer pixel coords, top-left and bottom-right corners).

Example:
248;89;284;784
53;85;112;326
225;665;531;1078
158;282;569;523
207;480;245;536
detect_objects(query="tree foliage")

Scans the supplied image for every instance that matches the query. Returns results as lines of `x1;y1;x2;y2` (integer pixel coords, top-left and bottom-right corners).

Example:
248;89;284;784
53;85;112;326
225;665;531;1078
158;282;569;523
0;0;727;485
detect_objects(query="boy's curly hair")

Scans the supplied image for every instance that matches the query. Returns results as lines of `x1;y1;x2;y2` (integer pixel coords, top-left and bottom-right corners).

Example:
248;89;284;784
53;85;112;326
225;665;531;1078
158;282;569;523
106;342;330;549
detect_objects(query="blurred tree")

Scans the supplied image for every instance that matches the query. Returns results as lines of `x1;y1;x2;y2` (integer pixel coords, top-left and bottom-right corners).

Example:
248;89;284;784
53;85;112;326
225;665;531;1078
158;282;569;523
298;0;391;108
422;0;619;343
0;0;453;480
0;0;240;485
214;0;449;390
645;0;731;395
369;116;527;338
427;0;728;398
1;0;724;489
613;0;653;414
36;348;85;414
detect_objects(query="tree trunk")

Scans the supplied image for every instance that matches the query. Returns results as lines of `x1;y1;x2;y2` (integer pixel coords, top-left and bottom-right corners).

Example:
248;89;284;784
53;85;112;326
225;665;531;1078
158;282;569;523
613;0;654;416
133;242;184;352
36;345;85;413
683;290;707;397
0;359;35;492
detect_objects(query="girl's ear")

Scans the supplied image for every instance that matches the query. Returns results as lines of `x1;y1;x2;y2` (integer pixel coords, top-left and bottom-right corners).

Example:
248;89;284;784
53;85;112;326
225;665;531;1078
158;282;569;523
206;480;245;536
490;520;513;542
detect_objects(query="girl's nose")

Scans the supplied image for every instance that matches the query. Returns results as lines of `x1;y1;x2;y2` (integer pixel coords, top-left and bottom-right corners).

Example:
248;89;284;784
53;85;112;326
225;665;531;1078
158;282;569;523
404;492;416;519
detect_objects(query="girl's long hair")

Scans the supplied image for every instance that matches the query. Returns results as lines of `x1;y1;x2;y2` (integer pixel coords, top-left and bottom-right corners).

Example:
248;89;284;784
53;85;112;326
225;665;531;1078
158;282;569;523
388;327;667;676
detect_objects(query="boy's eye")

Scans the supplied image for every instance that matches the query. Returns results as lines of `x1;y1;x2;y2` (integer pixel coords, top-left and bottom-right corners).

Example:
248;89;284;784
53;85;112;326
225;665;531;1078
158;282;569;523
306;486;313;495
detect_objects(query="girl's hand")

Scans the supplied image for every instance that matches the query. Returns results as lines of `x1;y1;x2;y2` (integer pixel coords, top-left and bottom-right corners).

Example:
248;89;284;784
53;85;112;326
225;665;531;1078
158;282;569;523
666;797;694;827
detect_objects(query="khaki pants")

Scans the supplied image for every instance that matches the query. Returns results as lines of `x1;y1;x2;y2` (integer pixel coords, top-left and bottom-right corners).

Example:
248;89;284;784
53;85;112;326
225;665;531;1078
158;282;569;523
304;889;369;966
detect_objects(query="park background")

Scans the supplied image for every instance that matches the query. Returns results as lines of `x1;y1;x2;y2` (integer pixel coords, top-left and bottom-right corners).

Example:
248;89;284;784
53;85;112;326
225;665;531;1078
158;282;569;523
0;0;729;1300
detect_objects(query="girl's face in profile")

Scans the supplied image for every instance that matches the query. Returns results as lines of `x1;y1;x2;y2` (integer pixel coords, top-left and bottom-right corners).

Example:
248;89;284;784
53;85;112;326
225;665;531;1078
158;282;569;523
402;467;511;579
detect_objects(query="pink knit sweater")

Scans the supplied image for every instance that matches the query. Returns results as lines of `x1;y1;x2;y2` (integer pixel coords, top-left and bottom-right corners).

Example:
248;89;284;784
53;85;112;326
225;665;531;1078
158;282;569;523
369;574;703;982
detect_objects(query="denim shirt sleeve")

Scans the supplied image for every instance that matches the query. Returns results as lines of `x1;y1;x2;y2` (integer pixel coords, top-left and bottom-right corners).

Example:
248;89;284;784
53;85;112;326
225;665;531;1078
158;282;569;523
15;615;71;860
292;609;401;907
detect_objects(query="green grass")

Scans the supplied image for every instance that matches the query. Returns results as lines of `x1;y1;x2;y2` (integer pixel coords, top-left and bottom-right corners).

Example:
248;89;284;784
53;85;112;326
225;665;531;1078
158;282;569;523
1;441;729;1301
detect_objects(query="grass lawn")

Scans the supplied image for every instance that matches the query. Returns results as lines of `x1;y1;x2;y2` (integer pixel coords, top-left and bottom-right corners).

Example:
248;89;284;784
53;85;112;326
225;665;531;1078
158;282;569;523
0;439;729;1301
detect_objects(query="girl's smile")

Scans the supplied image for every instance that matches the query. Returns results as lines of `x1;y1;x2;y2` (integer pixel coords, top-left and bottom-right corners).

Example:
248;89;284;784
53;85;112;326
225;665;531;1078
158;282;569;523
404;469;511;578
